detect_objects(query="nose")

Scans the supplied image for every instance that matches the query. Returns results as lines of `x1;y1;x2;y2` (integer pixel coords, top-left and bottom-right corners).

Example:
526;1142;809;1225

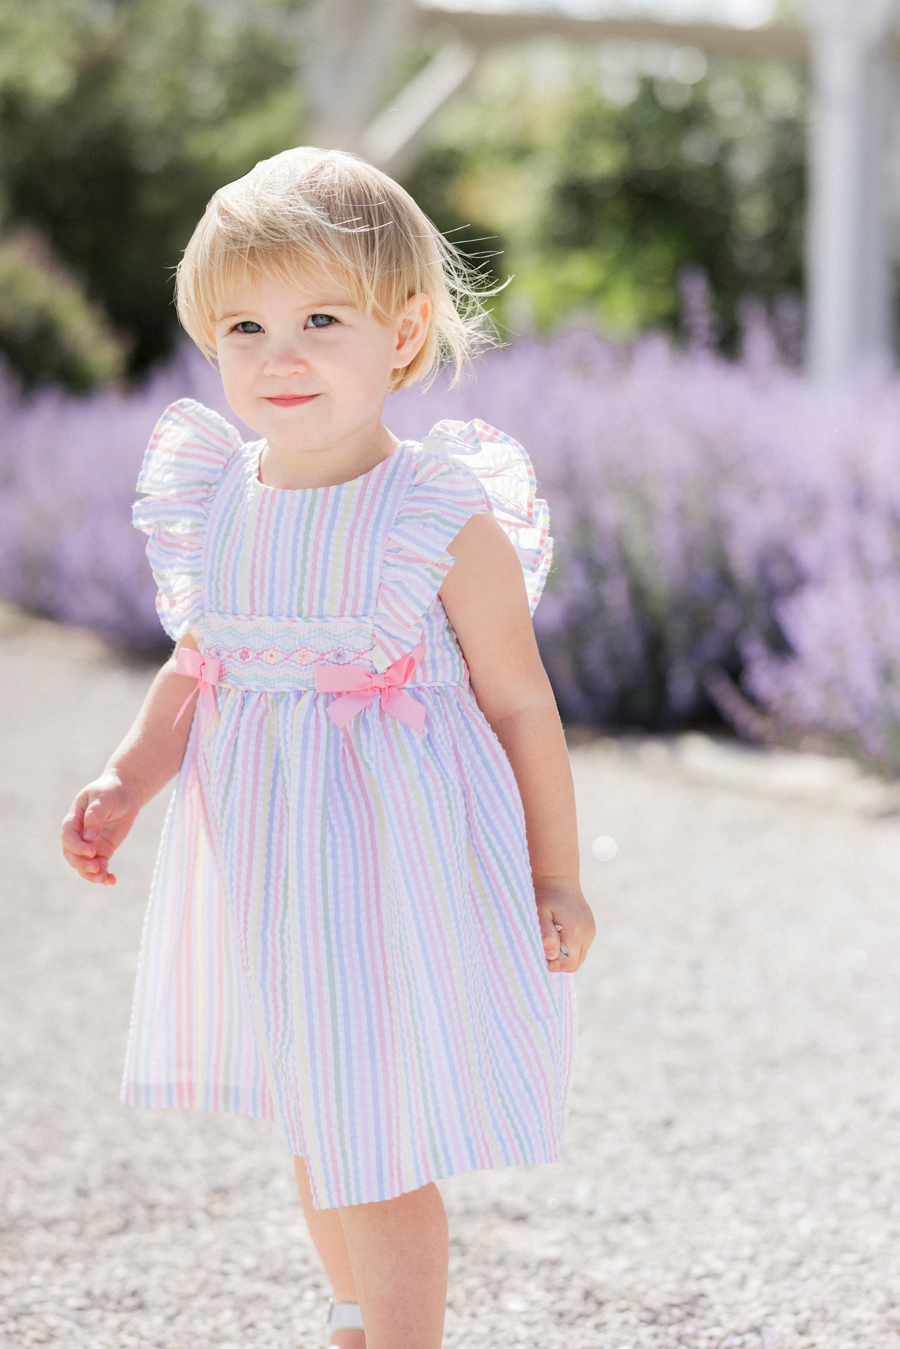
262;341;308;377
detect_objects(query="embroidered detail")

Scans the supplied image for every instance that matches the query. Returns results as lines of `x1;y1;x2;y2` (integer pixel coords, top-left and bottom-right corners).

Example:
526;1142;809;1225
208;642;375;670
198;612;378;691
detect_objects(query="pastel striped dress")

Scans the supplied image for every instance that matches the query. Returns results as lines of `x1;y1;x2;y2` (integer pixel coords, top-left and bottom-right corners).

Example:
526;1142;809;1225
123;398;575;1209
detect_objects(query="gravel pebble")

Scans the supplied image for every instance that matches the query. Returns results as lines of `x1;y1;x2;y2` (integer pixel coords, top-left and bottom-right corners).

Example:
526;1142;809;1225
3;614;900;1347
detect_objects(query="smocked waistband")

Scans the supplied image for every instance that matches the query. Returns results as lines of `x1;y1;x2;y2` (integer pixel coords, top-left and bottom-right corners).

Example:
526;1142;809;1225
173;642;467;733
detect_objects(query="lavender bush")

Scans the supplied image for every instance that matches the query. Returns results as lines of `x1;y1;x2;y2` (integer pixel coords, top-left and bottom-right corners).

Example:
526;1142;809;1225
3;334;900;767
388;332;900;768
0;348;250;653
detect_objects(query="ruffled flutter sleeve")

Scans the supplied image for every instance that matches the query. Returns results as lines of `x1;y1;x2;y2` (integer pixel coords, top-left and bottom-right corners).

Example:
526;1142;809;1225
427;419;552;614
372;418;553;669
373;444;489;668
133;398;242;641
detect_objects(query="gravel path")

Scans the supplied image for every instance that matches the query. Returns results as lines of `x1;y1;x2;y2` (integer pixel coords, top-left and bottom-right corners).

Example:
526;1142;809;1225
3;609;900;1349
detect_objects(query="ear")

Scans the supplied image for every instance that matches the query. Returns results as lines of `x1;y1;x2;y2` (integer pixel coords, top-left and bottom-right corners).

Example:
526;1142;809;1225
392;293;432;372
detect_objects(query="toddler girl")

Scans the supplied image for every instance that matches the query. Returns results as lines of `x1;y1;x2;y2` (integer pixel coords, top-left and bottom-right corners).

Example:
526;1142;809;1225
61;147;595;1349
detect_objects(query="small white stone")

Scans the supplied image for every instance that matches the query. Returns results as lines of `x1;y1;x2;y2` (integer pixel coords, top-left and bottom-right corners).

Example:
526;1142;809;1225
503;1297;528;1312
591;834;618;861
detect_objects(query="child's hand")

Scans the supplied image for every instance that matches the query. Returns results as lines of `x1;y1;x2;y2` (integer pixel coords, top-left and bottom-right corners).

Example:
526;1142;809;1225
60;775;143;886
535;878;596;974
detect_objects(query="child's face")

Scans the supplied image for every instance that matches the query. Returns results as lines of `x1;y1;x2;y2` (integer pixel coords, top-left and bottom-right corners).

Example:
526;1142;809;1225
213;269;429;456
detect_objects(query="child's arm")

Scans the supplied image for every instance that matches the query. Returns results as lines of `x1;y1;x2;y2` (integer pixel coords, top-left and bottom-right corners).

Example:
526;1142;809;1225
60;632;203;887
439;512;596;972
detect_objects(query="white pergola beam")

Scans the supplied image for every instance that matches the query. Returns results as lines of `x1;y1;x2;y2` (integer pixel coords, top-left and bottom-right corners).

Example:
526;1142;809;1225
363;11;810;174
360;41;479;175
306;4;814;174
417;7;810;60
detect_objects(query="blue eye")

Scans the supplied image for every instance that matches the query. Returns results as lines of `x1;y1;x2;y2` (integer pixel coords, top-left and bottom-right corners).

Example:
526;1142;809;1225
234;321;262;334
306;313;336;328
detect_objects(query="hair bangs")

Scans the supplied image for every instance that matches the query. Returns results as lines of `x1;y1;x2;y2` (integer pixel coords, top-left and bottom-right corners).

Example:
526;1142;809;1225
175;147;501;388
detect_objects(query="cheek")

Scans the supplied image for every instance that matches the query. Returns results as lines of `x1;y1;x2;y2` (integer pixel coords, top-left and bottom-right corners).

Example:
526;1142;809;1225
216;347;254;397
315;346;385;404
349;335;400;391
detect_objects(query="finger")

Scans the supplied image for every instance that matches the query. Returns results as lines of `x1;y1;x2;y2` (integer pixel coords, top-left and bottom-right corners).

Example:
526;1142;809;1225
546;931;569;969
71;854;103;878
62;845;93;872
82;794;115;842
87;862;116;885
61;801;95;855
62;794;107;853
62;829;97;859
549;922;569;965
537;908;561;961
66;856;103;881
547;938;582;974
90;856;116;884
62;842;114;882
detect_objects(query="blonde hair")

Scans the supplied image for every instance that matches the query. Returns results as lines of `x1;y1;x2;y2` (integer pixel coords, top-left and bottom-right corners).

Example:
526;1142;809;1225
176;146;499;390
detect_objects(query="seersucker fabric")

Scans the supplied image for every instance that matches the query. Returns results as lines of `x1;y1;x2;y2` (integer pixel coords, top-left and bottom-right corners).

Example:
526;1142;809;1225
123;397;575;1209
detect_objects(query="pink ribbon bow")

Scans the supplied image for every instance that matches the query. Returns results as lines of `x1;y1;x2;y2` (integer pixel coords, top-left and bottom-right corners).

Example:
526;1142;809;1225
172;648;221;728
316;642;426;734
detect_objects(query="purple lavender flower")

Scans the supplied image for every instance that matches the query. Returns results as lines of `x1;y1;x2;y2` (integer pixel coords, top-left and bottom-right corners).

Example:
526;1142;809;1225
0;346;246;652
389;331;900;766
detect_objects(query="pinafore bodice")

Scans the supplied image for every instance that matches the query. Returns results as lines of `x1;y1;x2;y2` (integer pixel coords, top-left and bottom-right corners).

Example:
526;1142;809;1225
133;400;552;702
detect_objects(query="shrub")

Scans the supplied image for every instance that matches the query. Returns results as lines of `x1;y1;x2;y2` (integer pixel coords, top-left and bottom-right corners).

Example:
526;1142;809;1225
388;332;900;769
0;231;126;391
0;0;298;386
0;346;240;652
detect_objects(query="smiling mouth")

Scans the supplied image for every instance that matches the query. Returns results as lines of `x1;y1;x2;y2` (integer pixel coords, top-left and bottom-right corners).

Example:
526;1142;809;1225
265;394;321;407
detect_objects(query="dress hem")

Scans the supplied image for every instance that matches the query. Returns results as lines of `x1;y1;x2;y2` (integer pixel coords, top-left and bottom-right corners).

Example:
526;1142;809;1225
120;1083;566;1209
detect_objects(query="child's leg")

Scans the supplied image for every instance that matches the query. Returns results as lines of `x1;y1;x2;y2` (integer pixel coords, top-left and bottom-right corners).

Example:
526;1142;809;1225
339;1184;448;1349
294;1157;449;1349
294;1158;364;1348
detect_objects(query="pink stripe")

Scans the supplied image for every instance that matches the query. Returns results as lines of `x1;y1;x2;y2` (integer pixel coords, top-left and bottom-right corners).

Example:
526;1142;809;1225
124;400;572;1208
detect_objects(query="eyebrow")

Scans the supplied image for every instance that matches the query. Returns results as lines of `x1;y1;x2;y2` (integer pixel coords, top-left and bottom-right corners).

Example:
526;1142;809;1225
216;300;356;321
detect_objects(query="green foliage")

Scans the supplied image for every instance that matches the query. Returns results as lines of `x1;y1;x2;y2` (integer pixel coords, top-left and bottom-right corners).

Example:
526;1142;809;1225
0;0;301;388
0;231;125;391
0;11;808;389
405;46;807;350
402;143;508;294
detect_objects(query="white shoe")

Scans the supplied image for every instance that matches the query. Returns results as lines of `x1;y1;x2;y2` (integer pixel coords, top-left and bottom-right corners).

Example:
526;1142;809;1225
326;1299;364;1331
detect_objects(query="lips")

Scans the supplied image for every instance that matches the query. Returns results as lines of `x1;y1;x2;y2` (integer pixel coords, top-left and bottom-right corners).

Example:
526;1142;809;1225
265;394;320;407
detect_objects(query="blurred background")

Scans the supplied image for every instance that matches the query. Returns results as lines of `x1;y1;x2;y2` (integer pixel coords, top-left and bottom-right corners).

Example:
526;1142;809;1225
3;0;900;769
10;12;900;1348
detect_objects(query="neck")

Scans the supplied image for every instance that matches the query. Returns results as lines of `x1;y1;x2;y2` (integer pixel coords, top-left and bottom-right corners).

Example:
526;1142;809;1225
258;421;398;490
